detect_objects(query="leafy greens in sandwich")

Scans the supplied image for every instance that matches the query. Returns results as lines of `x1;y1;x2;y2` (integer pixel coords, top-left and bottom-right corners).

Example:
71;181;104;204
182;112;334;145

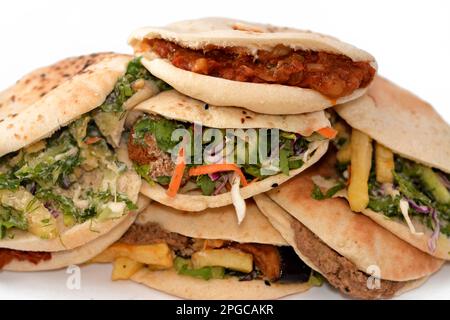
0;55;162;252
126;90;332;220
331;117;450;258
91;201;322;299
254;153;443;299
322;76;450;259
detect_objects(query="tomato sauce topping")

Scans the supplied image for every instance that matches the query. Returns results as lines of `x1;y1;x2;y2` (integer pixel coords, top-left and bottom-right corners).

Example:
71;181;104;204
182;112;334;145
145;39;375;99
0;248;51;269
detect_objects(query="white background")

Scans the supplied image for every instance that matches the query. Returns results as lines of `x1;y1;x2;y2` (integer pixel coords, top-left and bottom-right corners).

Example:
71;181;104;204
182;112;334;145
0;0;449;299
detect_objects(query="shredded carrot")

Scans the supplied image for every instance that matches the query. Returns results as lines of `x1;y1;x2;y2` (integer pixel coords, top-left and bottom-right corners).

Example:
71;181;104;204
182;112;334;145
317;127;338;139
189;163;249;187
166;148;186;197
84;137;102;145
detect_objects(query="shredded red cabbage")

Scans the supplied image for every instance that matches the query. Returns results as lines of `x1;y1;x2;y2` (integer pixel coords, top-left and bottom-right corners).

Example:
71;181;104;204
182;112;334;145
407;198;430;214
428;208;440;253
213;175;229;195
438;172;450;189
371;185;386;197
26;182;37;195
208;172;221;181
44;202;60;218
293;134;305;156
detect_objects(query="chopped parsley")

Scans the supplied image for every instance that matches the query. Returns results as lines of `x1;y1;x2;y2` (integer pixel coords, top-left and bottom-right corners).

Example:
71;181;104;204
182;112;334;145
100;57;170;113
311;182;345;200
131;115;312;195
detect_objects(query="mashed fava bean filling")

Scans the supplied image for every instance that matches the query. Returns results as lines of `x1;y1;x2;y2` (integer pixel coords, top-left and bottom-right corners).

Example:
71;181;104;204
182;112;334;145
145;39;376;99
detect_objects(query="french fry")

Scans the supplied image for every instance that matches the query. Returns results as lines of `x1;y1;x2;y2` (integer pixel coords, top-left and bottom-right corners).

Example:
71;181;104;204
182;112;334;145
191;249;253;273
111;257;144;281
90;243;131;263
336;142;352;164
24;140;46;154
147;264;174;271
375;143;394;183
130;244;173;268
334;121;351;140
348;129;373;212
91;243;173;268
0;189;58;240
334;120;352;163
203;239;226;249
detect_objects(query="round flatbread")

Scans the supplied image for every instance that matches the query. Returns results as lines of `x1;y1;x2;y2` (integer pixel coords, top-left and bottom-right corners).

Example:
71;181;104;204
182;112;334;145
254;155;443;282
335;76;450;173
335;76;450;259
128;198;311;299
134;90;330;211
3;195;150;271
0;54;144;252
131;268;311;300
255;154;444;298
0;53;131;157
137;199;287;245
129;17;377;114
0;141;142;252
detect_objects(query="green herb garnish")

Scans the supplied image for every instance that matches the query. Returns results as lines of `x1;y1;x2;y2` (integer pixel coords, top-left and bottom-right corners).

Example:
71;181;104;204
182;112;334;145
196;175;215;196
312;182;345;200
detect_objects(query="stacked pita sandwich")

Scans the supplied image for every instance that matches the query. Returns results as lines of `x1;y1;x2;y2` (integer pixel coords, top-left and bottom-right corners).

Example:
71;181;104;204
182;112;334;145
0;17;447;300
0;53;157;271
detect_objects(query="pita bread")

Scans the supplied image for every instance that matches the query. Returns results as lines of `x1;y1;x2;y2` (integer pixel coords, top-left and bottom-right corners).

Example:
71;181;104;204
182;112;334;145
135;90;330;211
135;90;330;136
255;155;444;282
127;198;311;299
0;215;130;252
0;53;117;118
140;140;328;212
0;53;131;157
0;54;150;253
335;76;450;259
0;136;142;252
2;195;150;271
136;200;287;245
335;76;450;173
254;193;433;299
131;268;311;300
347;195;450;260
129;17;377;114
